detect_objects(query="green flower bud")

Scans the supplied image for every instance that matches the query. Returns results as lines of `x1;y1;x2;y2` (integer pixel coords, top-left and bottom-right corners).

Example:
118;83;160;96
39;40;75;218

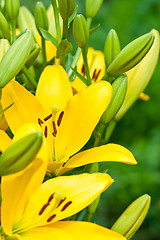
101;74;127;124
25;43;40;68
5;0;20;20
56;39;72;58
0;11;10;41
0;132;43;176
107;32;154;77
17;6;38;36
86;0;103;19
34;1;49;33
0;0;5;13
73;14;89;48
85;162;99;173
0;31;34;88
87;195;100;221
58;0;75;20
104;29;120;68
111;194;151;240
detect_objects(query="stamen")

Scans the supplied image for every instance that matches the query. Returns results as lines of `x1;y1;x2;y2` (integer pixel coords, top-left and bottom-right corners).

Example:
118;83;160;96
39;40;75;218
44;113;52;121
44;126;48;138
47;214;56;222
57;197;66;208
57;111;64;127
92;69;101;81
53;121;57;135
39;203;50;215
52;132;56;137
81;64;85;76
38;118;44;126
48;193;55;203
61;201;72;211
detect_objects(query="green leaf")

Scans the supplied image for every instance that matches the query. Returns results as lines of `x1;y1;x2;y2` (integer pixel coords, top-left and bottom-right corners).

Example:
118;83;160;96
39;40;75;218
68;5;78;27
89;24;100;36
70;66;89;86
39;28;58;47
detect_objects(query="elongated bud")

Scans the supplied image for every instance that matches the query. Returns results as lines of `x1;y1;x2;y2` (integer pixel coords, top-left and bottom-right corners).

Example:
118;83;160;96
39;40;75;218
0;132;43;176
104;29;120;68
115;29;159;121
17;6;38;36
87;195;100;221
101;74;127;124
34;1;49;33
111;194;151;240
86;0;103;19
0;0;5;13
73;14;89;48
107;32;154;77
58;0;75;20
85;162;99;173
25;43;40;68
0;31;34;88
0;11;10;41
5;0;20;20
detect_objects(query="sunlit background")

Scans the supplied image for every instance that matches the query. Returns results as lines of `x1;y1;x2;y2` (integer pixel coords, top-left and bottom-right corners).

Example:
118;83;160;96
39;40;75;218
21;1;160;239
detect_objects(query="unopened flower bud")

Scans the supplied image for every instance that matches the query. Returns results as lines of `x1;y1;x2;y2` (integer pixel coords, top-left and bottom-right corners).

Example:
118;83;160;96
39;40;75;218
0;31;34;88
5;0;20;20
107;32;154;77
0;132;43;176
101;74;127;124
0;11;10;41
58;0;75;20
34;1;49;33
87;195;100;221
73;14;89;48
86;0;103;19
111;194;151;240
104;29;120;68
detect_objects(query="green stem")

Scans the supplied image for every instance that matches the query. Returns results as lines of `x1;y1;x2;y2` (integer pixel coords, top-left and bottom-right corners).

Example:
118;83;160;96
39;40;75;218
11;20;16;43
87;17;92;28
62;19;68;39
22;66;37;88
51;0;61;44
41;37;47;66
82;47;91;85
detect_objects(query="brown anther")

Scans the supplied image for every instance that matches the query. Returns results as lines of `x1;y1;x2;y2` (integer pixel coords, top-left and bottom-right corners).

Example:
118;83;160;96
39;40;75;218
38;118;44;126
53;121;57;135
61;201;72;211
44;126;48;138
92;69;101;81
48;193;55;203
52;132;56;137
39;203;50;215
44;113;52;121
57;197;66;208
57;111;64;127
47;214;56;222
81;64;85;76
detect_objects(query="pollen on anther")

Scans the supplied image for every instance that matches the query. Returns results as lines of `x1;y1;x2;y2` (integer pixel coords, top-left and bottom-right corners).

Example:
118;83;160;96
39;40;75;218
47;214;56;222
82;64;85;76
39;203;50;215
57;111;64;127
38;118;44;126
44;113;52;121
61;201;72;211
44;126;48;138
92;69;101;81
48;193;55;203
53;121;57;135
57;197;66;208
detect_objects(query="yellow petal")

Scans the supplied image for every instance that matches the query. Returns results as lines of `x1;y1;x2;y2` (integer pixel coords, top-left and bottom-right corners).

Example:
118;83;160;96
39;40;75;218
59;143;136;174
139;92;150;101
15;173;113;231
36;65;73;114
55;81;112;162
0;130;12;152
1;80;45;135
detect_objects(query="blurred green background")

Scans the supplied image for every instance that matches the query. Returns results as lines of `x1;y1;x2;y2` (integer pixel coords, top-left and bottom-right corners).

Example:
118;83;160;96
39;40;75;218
21;0;160;239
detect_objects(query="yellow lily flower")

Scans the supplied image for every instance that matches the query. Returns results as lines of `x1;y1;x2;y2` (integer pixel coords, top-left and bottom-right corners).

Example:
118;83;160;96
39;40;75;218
1;65;136;175
71;47;106;93
0;143;125;240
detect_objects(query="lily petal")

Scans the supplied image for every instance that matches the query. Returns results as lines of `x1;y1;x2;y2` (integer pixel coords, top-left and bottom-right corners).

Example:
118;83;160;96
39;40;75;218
0;130;12;152
36;65;73;114
20;221;125;240
55;81;112;162
15;173;113;231
1;80;45;134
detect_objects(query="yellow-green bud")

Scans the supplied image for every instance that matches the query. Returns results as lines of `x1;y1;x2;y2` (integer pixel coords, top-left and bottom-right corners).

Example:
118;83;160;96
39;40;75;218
17;6;38;36
85;162;99;173
0;11;10;41
0;0;5;13
34;1;49;33
86;0;103;19
104;29;120;68
0;31;34;88
87;195;100;221
73;14;89;48
0;132;43;176
25;43;40;68
111;194;151;240
101;74;127;124
107;32;154;77
5;0;20;20
58;0;75;20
